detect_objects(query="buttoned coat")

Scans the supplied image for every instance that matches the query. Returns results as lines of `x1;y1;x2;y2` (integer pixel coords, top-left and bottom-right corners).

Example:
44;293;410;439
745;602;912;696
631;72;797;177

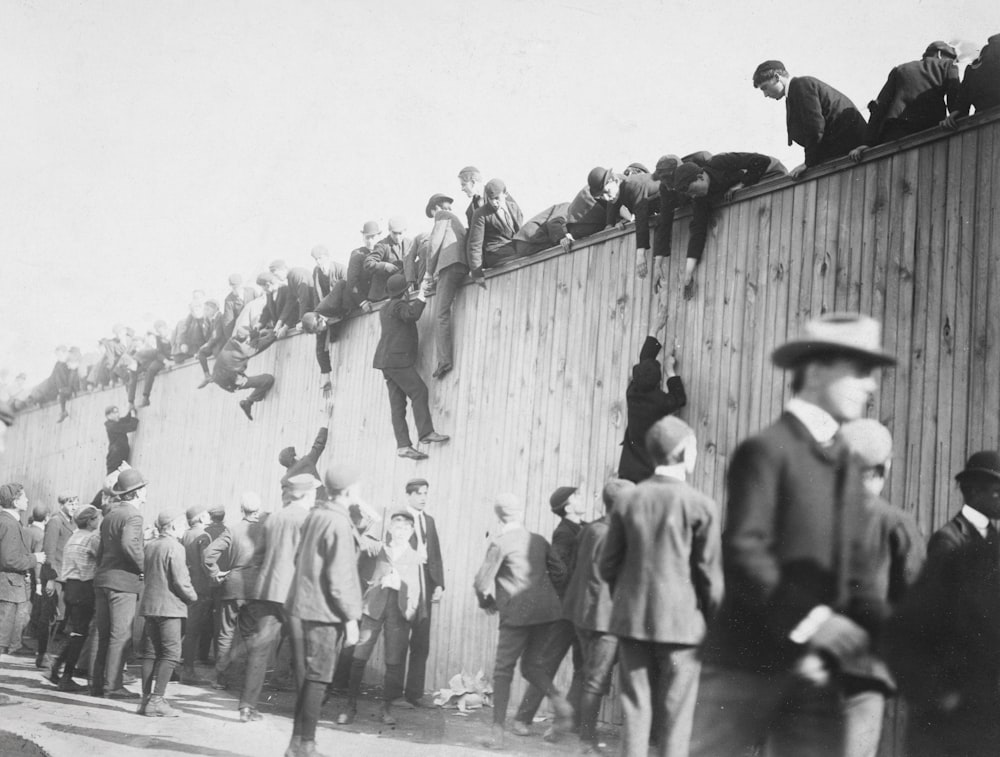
42;509;75;582
468;197;523;270
409;510;445;593
362;544;425;622
346;248;374;308
181;525;213;598
255;503;310;605
786;75;867;166
473;525;566;627
285;499;362;623
865;56;959;143
0;510;34;602
600;475;723;644
365;235;411;302
372;297;425;370
94;501;145;594
563;516;614;633
203;517;267;601
138;535;197;617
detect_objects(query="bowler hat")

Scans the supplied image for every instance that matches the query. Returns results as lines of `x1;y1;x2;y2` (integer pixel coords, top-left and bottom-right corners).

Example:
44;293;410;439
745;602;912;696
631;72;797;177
955;451;1000;484
771;313;896;369
549;486;579;513
388;216;407;233
386;273;408;297
425;193;454;218
156;510;180;530
484;179;506;198
112;468;147;495
838;419;893;467
587;166;611;197
361;220;382;236
673;162;706;192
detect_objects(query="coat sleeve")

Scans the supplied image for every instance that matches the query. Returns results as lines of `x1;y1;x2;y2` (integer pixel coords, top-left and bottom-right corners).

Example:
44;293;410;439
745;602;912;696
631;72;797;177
426;518;445;591
663;375;687;412
546;538;569;593
467;210;486;274
473;541;503;608
122;512;145;574
943;61;960;114
691;497;725;624
638;336;662;362
304;426;329;466
686;197;712;262
864;69;897;144
426;216;449;277
632;185;653;250
41;519;60;581
392;299;426;323
788;78;828;164
0;521;37;573
203;529;232;580
597;508;626;590
886;511;927;607
323;516;362;621
169;543;199;604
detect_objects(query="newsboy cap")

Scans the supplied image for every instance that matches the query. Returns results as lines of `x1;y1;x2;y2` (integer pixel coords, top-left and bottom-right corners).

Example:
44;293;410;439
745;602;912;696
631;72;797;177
549;486;579;513
646;416;695;461
278;446;297;468
156;510;181;530
0;482;23;508
185;503;208;522
923;40;957;59
771;313;896;369
207;504;226;518
388;216;407;233
673;162;706;192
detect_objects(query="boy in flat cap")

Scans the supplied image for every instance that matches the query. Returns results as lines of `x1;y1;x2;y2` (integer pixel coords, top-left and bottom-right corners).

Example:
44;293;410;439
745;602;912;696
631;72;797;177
832;419;925;757
0;483;45;658
474;493;573;749
337;509;423;727
137;510;197;716
848;42;957;163
601;417;723;757
422;194;472;380
753;61;867;178
468;179;523;272
691;313;895;757
563;478;635;754
104;404;138;474
672;153;787;295
285;464;363;757
372;273;449;460
618;302;686;483
889;450;1000;757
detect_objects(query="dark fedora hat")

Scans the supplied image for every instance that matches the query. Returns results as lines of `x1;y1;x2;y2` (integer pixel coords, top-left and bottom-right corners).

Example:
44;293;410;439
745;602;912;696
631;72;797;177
772;313;896;369
112;468;148;495
955;450;1000;483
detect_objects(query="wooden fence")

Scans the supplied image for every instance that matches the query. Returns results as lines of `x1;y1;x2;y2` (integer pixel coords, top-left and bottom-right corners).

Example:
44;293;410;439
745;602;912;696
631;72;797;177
3;110;999;750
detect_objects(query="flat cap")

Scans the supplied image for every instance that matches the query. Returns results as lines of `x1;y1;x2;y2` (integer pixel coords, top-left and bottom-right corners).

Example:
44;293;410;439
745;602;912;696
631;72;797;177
74;505;100;528
673;162;706;192
156;510;180;530
256;271;277;287
923;40;957;59
278;446;297;468
208;504;226;517
838;419;893;467
425;193;454;218
389;509;415;523
185;503;208;522
549;486;579;513
268;259;287;272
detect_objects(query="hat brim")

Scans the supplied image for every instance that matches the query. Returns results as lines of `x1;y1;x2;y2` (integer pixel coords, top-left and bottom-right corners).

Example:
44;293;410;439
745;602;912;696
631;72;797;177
771;341;897;369
112;479;147;495
955;467;1000;483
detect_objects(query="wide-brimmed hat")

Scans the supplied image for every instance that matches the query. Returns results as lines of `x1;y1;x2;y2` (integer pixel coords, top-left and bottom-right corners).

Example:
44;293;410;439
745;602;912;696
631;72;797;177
112;468;147;495
771;313;896;369
955;451;1000;484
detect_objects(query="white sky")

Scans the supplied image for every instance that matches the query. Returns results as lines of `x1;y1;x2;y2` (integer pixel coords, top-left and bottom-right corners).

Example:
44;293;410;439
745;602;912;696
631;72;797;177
1;0;995;383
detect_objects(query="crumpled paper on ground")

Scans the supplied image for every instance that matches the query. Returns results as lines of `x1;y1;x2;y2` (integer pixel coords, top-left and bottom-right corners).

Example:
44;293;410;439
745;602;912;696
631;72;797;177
433;670;493;711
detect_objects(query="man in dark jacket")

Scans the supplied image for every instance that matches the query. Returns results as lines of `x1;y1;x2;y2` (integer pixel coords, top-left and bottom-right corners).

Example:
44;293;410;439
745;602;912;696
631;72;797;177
474;493;573;749
195;300;226;389
753;60;867;177
346;220;381;312
888;450;1000;757
942;33;1000;129
618;305;687;483
671;153;787;293
691;313;895;757
850;41;958;161
128;321;174;404
468;179;523;271
92;469;147;698
372;274;448;460
269;259;312;332
0;483;45;657
366;217;412;303
104;405;138;474
179;503;213;685
564;478;635;753
278;401;333;500
601;417;723;757
212;326;275;421
137;510;197;717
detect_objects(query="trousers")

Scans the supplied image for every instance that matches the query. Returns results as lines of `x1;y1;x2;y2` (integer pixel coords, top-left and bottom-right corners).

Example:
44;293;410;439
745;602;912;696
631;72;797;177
381;367;433;448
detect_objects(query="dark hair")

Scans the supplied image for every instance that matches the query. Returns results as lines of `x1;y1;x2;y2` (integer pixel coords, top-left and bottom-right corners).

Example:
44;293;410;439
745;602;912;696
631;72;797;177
753;65;788;86
405;479;429;495
119;489;140;502
30;504;49;523
789;352;849;393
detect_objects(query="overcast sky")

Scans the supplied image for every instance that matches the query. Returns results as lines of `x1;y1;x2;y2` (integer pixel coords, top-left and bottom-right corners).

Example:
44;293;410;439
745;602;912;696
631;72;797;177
1;0;995;384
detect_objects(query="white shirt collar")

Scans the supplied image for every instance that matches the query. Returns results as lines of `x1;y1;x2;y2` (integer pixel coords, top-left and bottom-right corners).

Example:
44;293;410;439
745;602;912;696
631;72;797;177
653;464;687;482
961;504;991;538
785;397;839;444
407;506;425;521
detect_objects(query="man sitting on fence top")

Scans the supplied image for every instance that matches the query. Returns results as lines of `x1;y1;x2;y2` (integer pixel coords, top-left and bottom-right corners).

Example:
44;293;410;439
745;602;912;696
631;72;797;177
468;179;523;273
458;165;486;228
942;33;1000;129
753;60;867;178
372;273;449;461
346;220;381;312
269;259;313;332
672;153;787;295
850;41;958;162
366;217;412;303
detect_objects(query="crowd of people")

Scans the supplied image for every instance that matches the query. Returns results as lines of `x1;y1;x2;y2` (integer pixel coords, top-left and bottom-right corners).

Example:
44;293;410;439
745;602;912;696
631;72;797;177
2;33;1000;757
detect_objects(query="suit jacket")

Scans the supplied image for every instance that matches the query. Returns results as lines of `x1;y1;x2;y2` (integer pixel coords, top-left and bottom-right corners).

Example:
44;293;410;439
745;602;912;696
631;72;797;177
281;426;329;501
409;510;445;593
618;336;687;483
426;209;469;275
256;502;310;605
200;312;226;356
703;412;871;673
365;235;410;302
285;499;362;623
473;524;566;627
561;186;608;240
42;509;75;582
105;413;138;471
312;261;346;310
606;172;661;250
0;509;34;602
600;475;723;644
260;284;292;330
551;518;583;595
465;195;483;229
468;197;523;270
786;75;867;166
94;501;145;594
138;535;197;617
687;153;787;262
563;517;614;633
346;248;374;308
212;338;257;390
956;45;1000;116
372;296;425;370
888;510;1000;716
363;543;425;622
203;517;267;601
512;202;570;258
866;57;959;143
181;525;213;598
222;286;257;341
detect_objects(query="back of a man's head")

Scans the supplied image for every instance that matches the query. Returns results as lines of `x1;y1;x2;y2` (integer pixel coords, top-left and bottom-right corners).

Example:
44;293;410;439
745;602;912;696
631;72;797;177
646;416;696;467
